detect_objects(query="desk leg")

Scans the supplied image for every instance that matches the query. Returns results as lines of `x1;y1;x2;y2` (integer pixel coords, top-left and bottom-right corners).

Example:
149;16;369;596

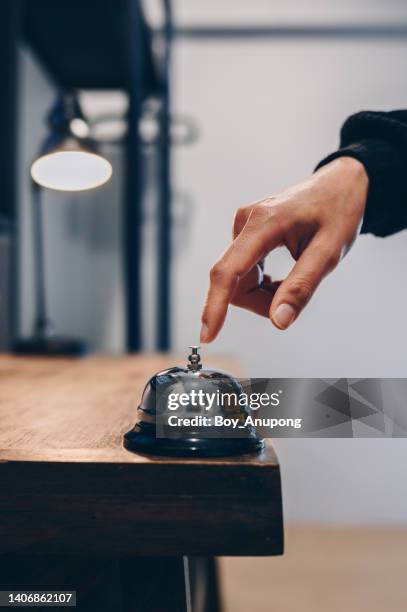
0;554;120;611
119;556;191;612
189;557;221;612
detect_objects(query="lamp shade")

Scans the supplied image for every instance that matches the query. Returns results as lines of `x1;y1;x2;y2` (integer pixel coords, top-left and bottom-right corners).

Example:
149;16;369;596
31;149;112;192
31;91;112;192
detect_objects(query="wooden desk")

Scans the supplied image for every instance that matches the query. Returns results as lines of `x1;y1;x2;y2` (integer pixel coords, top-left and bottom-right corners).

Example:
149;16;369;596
0;355;283;610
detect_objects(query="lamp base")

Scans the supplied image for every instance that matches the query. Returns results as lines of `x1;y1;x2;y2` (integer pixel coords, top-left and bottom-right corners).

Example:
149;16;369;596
13;336;86;357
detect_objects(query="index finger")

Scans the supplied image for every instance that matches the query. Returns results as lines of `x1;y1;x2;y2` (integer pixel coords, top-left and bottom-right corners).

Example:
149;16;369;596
200;208;285;342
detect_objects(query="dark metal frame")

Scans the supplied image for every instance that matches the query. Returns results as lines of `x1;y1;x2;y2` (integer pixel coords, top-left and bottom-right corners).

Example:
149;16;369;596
156;0;172;351
125;0;173;352
0;0;21;348
124;0;146;352
0;0;20;222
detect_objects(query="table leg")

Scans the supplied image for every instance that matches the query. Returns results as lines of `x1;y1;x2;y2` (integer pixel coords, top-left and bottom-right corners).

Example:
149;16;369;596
189;557;222;612
119;556;191;612
0;554;120;611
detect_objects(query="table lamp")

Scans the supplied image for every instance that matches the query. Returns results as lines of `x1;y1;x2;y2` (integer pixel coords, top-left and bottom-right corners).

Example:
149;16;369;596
13;90;112;356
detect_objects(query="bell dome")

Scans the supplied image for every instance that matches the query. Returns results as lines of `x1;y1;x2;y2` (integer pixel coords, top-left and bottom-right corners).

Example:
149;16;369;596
124;347;264;457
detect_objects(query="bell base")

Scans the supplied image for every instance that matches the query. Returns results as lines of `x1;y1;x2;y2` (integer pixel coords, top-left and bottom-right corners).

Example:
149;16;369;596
123;429;264;458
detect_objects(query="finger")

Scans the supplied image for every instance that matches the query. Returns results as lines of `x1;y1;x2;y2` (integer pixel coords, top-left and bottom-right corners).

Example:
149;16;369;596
232;278;281;318
233;288;274;317
232;264;264;295
234;208;267;280
201;209;285;342
233;204;255;239
260;275;281;293
269;238;340;330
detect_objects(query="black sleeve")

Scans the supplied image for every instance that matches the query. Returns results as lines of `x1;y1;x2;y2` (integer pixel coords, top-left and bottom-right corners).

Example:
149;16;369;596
315;110;407;237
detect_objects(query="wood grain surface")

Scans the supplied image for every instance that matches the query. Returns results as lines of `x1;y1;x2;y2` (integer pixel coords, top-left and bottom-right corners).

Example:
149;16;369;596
0;355;283;556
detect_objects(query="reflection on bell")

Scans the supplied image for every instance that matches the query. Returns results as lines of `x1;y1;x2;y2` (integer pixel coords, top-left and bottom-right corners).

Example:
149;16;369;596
124;347;264;457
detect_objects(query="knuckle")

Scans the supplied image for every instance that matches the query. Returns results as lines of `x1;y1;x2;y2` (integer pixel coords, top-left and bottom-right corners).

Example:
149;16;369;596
233;208;248;234
327;251;341;269
210;262;231;285
248;202;287;233
234;207;247;224
287;277;314;305
320;245;341;269
250;203;271;222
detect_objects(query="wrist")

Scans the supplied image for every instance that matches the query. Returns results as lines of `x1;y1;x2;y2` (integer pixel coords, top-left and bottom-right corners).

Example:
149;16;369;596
334;155;369;188
327;156;369;241
321;156;369;213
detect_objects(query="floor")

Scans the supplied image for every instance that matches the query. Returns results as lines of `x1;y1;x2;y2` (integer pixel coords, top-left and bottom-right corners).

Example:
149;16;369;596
220;525;407;612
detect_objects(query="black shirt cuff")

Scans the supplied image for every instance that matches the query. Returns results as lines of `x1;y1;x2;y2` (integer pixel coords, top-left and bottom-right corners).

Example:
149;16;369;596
315;110;407;237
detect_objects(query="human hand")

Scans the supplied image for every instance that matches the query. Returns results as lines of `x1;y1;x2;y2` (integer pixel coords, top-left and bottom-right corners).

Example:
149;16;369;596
200;157;369;343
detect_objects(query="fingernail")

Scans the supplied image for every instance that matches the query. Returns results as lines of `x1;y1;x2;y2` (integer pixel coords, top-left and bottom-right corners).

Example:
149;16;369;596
273;303;296;329
200;323;209;343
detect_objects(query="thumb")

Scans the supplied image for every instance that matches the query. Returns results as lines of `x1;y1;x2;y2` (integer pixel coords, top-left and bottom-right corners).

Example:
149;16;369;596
269;240;340;330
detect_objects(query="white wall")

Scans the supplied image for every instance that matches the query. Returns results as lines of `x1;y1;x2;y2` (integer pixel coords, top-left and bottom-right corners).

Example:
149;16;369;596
171;1;407;522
